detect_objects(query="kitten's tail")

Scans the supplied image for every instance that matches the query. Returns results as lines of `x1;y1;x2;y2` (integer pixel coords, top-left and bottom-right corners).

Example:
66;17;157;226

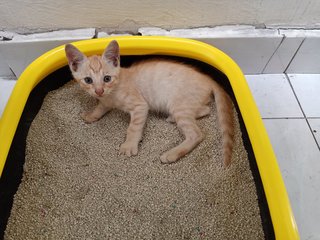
211;82;234;167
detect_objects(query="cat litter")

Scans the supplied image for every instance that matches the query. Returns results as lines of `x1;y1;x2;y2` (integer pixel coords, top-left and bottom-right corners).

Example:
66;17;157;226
5;81;265;239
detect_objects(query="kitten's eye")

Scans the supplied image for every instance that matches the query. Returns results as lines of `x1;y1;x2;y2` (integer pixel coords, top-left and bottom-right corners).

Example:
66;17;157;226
84;77;93;84
103;75;112;83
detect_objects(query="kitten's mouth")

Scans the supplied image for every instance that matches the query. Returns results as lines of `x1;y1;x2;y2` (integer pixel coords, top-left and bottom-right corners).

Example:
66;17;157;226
91;93;103;98
95;92;105;97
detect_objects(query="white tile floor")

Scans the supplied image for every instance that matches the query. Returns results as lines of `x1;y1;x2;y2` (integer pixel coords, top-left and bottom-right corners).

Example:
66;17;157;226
247;74;320;240
1;73;320;240
0;77;16;117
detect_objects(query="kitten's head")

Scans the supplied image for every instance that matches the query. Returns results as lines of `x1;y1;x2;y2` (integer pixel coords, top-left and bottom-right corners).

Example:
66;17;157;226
65;40;120;98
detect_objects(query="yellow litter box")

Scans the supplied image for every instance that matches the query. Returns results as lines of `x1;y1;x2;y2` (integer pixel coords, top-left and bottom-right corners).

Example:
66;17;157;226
0;36;299;239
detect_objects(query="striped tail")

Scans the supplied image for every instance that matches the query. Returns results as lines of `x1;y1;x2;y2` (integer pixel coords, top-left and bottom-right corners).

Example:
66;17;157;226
211;82;234;167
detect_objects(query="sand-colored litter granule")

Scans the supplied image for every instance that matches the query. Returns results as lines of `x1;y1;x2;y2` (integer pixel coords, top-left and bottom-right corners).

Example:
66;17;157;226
5;81;265;239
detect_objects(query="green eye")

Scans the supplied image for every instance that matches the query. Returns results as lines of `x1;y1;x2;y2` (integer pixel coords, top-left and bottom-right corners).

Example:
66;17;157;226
104;75;112;83
84;77;93;84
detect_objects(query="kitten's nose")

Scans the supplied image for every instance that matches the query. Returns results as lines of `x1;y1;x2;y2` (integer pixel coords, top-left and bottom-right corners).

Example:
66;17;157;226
95;88;104;96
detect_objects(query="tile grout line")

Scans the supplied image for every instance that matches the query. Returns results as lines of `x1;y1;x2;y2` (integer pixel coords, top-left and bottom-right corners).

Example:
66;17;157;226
302;117;320;119
262;117;305;120
284;37;305;73
261;34;285;73
284;73;320;151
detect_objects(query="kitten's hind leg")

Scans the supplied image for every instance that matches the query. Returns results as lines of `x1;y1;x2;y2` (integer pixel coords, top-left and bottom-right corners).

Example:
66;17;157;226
160;114;203;163
196;106;211;119
166;106;211;123
81;102;110;123
166;106;210;124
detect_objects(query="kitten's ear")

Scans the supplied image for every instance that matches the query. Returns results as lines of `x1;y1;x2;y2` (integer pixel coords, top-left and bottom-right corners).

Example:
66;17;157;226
103;40;120;67
65;44;86;72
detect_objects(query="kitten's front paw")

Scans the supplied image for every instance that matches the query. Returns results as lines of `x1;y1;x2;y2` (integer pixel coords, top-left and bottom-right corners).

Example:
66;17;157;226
160;150;180;164
119;141;138;157
81;111;99;123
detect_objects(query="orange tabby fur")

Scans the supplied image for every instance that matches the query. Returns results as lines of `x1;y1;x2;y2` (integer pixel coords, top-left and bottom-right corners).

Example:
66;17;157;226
65;40;234;167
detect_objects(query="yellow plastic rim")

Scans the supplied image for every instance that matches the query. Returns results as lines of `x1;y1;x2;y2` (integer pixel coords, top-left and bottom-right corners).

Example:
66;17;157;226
0;36;299;239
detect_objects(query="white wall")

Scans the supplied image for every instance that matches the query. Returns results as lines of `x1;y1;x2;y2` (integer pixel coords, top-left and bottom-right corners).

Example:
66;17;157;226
0;0;320;33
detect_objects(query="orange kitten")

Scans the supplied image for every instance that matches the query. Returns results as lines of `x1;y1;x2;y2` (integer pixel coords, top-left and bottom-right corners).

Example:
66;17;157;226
65;40;234;166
